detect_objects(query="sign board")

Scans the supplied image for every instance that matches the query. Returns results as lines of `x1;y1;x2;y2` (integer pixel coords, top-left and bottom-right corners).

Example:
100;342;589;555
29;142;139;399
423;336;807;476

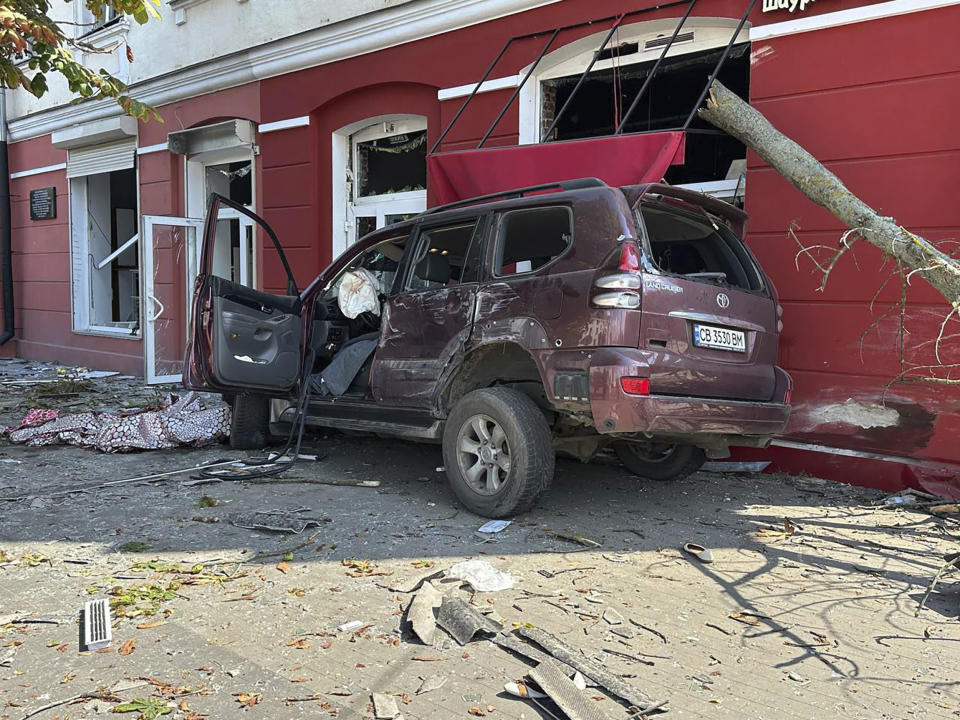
29;187;57;221
762;0;818;12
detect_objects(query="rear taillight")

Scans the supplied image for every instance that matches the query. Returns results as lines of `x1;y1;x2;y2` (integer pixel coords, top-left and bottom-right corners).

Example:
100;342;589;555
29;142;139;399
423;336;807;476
619;241;641;272
784;390;792;405
620;377;650;395
593;239;642;309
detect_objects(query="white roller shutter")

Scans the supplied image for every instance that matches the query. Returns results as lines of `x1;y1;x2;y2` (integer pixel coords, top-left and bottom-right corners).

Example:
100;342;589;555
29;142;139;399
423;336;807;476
66;139;136;179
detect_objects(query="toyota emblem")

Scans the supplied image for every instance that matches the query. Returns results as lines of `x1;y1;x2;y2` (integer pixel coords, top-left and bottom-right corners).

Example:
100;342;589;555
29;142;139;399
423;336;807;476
716;293;730;309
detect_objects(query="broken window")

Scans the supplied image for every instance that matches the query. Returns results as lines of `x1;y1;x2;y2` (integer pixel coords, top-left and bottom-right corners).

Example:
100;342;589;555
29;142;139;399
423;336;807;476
542;43;750;185
355;129;427;197
496;207;572;276
638;199;764;292
206;160;255;285
70;167;140;333
408;221;482;291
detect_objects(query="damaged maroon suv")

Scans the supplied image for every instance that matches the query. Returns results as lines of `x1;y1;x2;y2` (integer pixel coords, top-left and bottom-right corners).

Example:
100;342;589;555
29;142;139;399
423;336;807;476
184;178;791;518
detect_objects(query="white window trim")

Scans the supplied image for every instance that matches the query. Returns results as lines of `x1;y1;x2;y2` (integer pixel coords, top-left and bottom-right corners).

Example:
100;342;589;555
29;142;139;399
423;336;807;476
518;17;750;145
332;114;428;260
69;171;143;339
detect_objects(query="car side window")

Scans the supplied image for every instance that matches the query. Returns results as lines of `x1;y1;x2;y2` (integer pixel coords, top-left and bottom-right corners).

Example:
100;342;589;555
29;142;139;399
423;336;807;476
406;219;482;292
495;206;573;276
327;235;409;300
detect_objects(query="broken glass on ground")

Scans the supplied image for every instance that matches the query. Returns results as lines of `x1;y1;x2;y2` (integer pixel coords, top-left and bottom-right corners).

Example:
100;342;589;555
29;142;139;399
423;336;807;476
227;511;327;534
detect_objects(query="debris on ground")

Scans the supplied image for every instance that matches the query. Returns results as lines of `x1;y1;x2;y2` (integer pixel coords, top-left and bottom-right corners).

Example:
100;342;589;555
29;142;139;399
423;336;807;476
477;519;512;534
407;581;443;645
436;596;502;645
529;659;612;720
682;542;714;563
446;559;515;592
228;511;328;534
372;692;402;719
415;675;447;695
5;392;228;451
550;531;602;548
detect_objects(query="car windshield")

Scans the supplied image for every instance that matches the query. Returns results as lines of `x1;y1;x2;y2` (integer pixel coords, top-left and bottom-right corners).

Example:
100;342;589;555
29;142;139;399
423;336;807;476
637;200;765;292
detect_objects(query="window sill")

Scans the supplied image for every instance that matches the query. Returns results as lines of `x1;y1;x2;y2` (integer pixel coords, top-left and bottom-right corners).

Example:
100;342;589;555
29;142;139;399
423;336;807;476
74;326;142;341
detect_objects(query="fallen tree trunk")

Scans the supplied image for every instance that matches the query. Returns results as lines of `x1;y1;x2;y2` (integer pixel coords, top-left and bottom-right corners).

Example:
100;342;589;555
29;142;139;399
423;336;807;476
698;80;960;315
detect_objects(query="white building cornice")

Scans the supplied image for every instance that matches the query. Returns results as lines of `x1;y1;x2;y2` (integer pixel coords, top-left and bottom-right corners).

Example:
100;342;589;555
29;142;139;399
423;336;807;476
9;0;560;143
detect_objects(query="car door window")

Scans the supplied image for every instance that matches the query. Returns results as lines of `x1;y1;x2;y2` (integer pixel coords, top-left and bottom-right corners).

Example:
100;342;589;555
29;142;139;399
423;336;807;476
406;219;483;292
495;206;573;276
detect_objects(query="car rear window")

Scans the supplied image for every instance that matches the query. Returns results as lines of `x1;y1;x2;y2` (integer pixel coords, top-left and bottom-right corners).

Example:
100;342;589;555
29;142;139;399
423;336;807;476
496;206;573;276
638;201;765;292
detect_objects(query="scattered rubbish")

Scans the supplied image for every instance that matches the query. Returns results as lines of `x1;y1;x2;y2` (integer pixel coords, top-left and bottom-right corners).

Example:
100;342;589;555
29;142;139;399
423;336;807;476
7;392;229;451
705;622;732;636
492;632;576;675
930;504;960;514
517;627;667;713
435;466;445;472
337;620;365;633
416;675;447;695
529;659;612;720
601;608;624;625
477;519;512;534
504;681;546;699
610;627;633;640
601;648;659;666
372;692;401;719
383;570;445;594
447;560;515;592
437;596;502;645
538;569;555;579
228;511;327;534
0;458;22;464
787;672;809;685
82;599;112;651
407;582;442;645
682;542;714;564
701;461;771;473
601;553;631;564
572;672;587;691
551;531;601;548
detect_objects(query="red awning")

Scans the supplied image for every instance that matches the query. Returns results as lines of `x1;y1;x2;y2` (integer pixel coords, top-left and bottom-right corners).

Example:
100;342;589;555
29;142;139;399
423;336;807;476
427;131;685;205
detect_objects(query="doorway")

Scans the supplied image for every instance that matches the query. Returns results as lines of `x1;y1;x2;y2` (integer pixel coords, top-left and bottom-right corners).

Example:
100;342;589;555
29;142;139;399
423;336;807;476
142;144;257;383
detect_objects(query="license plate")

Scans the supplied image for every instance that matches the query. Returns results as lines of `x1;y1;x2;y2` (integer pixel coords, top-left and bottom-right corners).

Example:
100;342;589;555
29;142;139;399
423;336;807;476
692;323;746;353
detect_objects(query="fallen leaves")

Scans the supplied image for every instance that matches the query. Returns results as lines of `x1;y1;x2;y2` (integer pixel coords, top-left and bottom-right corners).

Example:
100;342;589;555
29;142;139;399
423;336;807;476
288;587;306;597
197;496;219;508
61;672;75;684
728;612;764;626
118;638;136;656
276;561;291;574
18;552;49;567
112;697;172;718
755;520;798;543
411;560;435;569
136;620;168;630
412;656;444;662
341;558;391;577
233;692;261;708
287;638;310;649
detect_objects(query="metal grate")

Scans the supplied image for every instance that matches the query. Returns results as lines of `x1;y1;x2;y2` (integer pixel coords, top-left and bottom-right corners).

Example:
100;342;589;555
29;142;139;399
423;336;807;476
83;599;112;651
645;30;695;49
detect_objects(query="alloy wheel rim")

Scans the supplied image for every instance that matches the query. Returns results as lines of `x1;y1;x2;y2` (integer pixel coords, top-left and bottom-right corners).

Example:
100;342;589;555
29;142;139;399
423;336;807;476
457;414;512;495
629;443;676;463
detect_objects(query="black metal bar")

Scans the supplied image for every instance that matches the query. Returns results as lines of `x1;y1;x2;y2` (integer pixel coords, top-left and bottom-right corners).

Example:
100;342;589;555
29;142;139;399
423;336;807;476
615;0;698;134
682;0;757;130
541;15;625;143
478;29;559;149
430;38;514;155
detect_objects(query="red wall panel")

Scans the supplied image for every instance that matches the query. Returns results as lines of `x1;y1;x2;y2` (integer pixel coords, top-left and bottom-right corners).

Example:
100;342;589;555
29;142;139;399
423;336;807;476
744;3;960;480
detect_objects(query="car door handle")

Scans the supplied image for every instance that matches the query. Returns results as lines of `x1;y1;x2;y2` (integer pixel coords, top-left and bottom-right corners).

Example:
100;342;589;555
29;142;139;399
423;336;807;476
147;293;165;322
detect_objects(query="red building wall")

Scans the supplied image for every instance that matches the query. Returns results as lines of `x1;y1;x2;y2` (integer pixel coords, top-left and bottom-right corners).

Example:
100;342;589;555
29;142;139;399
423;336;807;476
742;3;960;489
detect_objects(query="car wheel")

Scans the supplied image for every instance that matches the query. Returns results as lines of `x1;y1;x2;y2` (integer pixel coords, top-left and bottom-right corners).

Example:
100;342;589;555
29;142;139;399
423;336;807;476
229;393;269;450
442;387;554;518
614;442;705;481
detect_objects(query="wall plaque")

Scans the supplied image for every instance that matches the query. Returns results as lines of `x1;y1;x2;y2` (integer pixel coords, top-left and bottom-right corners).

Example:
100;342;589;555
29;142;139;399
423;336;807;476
29;187;57;221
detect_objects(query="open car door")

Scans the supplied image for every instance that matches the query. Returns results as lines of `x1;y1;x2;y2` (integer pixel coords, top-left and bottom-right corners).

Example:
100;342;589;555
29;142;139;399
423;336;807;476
183;194;302;395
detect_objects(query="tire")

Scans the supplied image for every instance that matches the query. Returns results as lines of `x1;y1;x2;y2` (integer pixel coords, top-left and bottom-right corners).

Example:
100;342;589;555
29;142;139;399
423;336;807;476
442;387;554;518
614;442;705;481
229;393;270;450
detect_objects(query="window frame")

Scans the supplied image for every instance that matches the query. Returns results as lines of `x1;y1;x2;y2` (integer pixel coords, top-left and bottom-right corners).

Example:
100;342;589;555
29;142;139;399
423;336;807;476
399;216;486;295
68;167;142;338
490;205;574;280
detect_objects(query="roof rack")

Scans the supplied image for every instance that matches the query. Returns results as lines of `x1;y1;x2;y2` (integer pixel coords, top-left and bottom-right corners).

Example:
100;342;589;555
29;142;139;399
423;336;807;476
422;177;607;216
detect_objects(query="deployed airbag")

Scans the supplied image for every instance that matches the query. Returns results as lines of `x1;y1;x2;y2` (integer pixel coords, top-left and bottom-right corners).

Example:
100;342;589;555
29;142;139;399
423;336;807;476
338;268;381;319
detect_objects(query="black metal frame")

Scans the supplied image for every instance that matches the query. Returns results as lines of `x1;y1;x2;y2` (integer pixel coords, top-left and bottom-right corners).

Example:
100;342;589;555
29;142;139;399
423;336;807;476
430;0;754;155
